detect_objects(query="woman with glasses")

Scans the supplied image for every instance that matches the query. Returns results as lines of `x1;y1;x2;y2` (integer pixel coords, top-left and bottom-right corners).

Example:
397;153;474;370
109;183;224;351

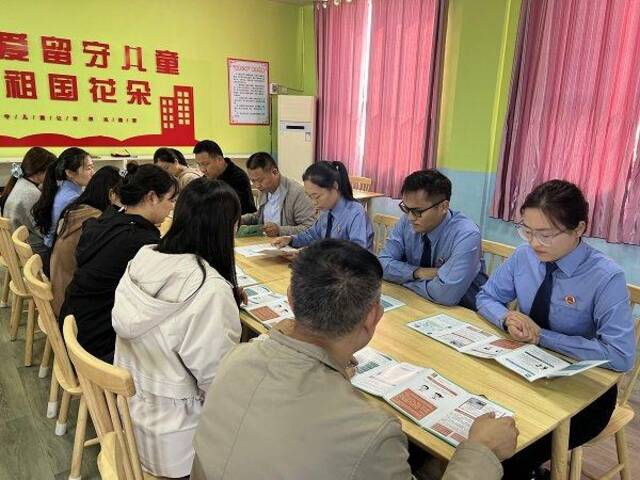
476;179;635;480
272;161;374;251
378;169;487;310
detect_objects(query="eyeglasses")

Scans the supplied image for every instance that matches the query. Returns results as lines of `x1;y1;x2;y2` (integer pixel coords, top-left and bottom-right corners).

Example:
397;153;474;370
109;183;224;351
515;223;568;247
399;199;445;218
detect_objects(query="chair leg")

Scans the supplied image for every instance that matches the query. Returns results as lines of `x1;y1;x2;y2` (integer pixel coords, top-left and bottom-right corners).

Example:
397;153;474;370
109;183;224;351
9;295;24;341
0;268;10;307
24;299;35;367
69;397;88;480
56;390;71;436
47;371;60;418
39;339;52;378
616;428;631;480
569;447;583;480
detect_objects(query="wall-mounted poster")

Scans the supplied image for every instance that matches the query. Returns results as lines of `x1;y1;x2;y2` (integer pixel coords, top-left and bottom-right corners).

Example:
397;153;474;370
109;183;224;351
0;30;198;147
227;58;269;125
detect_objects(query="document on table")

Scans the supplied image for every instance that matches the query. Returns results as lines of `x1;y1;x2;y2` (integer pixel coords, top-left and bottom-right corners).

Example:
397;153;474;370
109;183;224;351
350;346;513;446
407;314;607;382
241;284;294;328
235;243;296;258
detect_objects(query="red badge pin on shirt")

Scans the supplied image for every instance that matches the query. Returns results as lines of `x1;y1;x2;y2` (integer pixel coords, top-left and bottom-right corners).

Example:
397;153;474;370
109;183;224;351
565;295;576;305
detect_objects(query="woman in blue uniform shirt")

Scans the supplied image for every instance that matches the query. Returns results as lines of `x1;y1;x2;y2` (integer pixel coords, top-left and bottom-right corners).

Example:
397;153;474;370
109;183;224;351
272;161;374;252
477;179;635;479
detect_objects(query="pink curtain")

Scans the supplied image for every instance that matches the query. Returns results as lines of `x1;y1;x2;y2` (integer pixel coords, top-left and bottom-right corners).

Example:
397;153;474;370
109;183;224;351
315;0;370;172
492;0;640;245
362;0;442;197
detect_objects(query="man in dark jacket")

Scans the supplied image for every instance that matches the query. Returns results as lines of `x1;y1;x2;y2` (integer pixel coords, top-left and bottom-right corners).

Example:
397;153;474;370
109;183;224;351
59;207;160;363
193;139;257;215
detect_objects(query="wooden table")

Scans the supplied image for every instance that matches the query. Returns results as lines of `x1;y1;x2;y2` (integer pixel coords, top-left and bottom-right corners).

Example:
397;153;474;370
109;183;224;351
233;239;619;479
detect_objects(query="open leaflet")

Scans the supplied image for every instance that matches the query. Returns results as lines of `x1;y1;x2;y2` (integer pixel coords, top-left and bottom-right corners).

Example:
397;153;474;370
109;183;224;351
235;243;297;258
236;266;258;288
241;285;294;328
351;347;512;446
406;314;607;382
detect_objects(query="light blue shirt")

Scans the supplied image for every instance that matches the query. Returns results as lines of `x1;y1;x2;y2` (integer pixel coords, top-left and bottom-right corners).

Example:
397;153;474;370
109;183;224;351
45;180;82;247
476;241;635;372
291;196;374;251
378;210;487;310
263;184;283;225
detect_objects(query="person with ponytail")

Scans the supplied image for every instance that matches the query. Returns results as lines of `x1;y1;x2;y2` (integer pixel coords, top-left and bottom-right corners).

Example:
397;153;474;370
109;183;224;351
32;147;95;249
1;147;56;258
111;178;242;478
50;166;123;318
153;147;202;191
60;163;178;362
272;161;373;251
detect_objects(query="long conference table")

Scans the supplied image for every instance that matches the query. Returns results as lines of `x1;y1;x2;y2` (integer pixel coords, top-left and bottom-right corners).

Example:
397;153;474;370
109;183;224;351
234;236;620;480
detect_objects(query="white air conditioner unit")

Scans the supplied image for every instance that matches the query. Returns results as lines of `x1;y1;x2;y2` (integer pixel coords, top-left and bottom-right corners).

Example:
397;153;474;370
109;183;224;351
277;95;315;183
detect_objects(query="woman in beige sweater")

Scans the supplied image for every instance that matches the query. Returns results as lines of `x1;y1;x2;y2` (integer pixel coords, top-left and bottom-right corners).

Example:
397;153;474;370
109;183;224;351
50;166;123;317
153;147;202;191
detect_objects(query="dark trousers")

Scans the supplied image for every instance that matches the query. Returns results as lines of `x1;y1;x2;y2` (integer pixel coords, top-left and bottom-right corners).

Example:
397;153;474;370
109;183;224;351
502;385;617;479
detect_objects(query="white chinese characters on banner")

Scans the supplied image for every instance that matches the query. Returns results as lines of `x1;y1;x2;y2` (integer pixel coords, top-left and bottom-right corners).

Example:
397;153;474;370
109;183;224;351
227;58;269;125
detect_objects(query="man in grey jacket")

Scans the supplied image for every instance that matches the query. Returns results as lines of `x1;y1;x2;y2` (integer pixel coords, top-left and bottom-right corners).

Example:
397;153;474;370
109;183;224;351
241;152;316;236
191;239;518;480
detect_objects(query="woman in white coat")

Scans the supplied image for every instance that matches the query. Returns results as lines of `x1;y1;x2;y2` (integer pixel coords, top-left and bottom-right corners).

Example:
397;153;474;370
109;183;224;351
112;178;243;478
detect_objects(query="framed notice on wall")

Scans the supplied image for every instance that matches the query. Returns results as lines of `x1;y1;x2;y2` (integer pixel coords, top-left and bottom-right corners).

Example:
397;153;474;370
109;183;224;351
227;58;270;125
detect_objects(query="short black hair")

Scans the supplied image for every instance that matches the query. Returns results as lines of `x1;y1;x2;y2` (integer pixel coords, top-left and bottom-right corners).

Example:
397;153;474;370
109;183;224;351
290;239;383;338
153;147;177;164
246;152;278;171
193;140;223;158
401;169;452;201
520;179;589;230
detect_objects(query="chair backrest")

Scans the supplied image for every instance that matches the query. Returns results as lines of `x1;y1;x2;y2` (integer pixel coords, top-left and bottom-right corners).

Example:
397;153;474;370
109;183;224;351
63;315;143;480
618;283;640;406
23;254;79;390
372;214;399;255
0;217;28;295
481;239;516;275
12;226;33;267
349;176;372;192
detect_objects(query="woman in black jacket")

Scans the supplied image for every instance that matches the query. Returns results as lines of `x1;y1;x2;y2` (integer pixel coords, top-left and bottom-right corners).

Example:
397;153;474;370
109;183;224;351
60;163;178;362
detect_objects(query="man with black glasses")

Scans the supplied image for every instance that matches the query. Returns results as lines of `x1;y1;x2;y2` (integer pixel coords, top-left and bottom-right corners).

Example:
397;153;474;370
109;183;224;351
378;169;487;310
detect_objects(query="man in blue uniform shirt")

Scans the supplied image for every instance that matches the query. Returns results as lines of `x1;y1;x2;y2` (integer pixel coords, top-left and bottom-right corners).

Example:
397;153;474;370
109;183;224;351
378;170;487;310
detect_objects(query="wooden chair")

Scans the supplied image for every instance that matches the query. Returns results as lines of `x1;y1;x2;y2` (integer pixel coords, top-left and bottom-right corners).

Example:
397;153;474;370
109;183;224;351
349;176;372;192
569;283;640;480
372;214;399;255
0;217;36;366
481;239;516;276
0;255;11;307
24;254;98;480
63;315;160;480
12;226;52;376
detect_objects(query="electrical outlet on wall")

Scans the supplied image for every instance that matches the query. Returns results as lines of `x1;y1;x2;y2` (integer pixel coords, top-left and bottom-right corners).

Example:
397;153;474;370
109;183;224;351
269;82;279;95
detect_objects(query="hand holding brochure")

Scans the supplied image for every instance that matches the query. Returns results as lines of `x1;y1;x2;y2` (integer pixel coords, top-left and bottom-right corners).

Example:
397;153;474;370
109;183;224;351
407;314;607;382
351;347;513;446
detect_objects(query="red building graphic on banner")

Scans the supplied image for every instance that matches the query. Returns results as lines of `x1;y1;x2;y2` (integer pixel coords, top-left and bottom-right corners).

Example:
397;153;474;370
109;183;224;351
0;84;196;147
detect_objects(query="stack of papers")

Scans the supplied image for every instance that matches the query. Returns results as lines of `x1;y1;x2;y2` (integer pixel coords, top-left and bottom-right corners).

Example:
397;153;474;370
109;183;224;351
407;314;607;382
380;294;405;313
351;347;512;446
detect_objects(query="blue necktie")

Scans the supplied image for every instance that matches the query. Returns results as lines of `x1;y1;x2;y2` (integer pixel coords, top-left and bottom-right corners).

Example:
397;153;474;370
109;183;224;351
325;212;333;239
420;235;432;268
529;262;558;330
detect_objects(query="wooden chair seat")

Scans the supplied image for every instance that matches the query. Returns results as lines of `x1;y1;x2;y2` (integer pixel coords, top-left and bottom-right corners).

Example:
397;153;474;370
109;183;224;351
584;404;634;446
